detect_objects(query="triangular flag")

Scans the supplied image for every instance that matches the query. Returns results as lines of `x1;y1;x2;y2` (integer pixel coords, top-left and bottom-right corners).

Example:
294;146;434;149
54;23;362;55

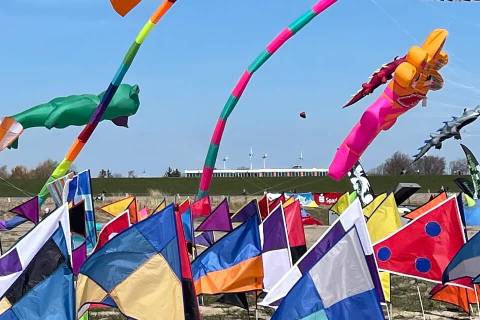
9;196;39;224
363;193;387;219
153;199;167;214
403;192;447;220
110;0;141;16
231;200;259;223
196;198;232;232
283;200;306;264
100;196;138;223
93;210;131;253
268;194;286;213
374;196;465;282
258;195;269;219
194;231;215;248
430;283;478;314
191;196;211;218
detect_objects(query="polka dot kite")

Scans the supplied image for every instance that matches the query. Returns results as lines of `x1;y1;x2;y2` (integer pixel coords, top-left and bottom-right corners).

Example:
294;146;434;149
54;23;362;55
373;197;465;282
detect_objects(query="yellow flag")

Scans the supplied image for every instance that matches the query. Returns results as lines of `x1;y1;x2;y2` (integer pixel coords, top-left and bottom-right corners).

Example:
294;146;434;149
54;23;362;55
283;196;295;208
153;199;167;214
100;196;138;223
363;193;388;218
330;192;350;215
367;193;402;303
464;193;476;207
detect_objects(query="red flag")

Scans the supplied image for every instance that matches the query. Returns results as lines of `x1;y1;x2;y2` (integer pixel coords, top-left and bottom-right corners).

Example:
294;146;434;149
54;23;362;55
93;211;130;253
268;194;286;213
283;200;307;264
374;196;465;282
258;195;269;219
191;196;211;218
110;0;141;16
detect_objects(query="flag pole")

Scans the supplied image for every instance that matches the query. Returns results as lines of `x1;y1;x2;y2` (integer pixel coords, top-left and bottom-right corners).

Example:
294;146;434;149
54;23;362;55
255;290;259;320
384;303;391;320
416;284;426;320
474;284;480;320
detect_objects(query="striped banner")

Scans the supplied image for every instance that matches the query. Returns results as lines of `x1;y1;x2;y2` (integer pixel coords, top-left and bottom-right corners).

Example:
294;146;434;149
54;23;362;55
197;0;338;198
38;0;177;204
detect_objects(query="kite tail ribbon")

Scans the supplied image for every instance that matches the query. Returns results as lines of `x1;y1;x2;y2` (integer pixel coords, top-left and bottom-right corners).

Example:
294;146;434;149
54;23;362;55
38;0;177;205
197;0;338;199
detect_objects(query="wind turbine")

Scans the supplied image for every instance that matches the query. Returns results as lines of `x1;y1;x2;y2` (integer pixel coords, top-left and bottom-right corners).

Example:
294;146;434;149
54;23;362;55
299;151;304;168
249;147;254;170
222;156;229;170
262;153;268;169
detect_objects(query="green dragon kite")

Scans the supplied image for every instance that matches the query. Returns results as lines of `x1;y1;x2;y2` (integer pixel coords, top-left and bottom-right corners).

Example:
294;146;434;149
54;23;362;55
0;84;140;150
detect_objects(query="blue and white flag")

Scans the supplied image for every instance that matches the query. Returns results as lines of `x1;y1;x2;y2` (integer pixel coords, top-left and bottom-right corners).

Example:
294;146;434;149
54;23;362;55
261;199;383;307
443;230;480;284
271;226;384;320
63;170;97;252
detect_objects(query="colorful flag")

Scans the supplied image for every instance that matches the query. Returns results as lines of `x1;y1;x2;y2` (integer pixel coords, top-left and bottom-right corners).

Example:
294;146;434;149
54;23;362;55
328;192;350;224
231;200;259;223
363;193;387;218
178;199;193;243
461;144;480;199
194;232;215;248
258;195;269;219
260;204;292;292
191;196;211;218
196;198;232;232
262;199;383;307
100;196;138;223
269;194;286;212
0;205;75;319
192;213;263;295
0;226;74;320
283;200;307;264
443;228;480;284
430;283;479;314
348;160;375;206
73;242;87;276
272;227;384;320
136;207;149;222
110;0;142;16
366;193;402;303
93;211;130;253
285;193;318;208
0;216;28;232
47;172;74;208
153;198;167;214
403;192;447;220
63;170;97;251
9;197;39;225
375;196;465;283
77;204;200;319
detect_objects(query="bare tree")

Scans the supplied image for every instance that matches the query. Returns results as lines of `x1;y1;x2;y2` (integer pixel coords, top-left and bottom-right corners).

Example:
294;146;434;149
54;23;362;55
0;165;9;179
382;152;412;175
449;158;468;175
10;165;29;179
412;155;446;175
30;159;58;179
127;170;136;178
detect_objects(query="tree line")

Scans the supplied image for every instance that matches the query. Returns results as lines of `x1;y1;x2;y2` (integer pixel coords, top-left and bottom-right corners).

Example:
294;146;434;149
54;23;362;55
369;151;468;176
0;160;59;180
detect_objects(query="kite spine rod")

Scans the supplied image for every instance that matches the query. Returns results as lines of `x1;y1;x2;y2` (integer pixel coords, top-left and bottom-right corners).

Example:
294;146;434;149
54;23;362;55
197;0;338;198
37;0;177;205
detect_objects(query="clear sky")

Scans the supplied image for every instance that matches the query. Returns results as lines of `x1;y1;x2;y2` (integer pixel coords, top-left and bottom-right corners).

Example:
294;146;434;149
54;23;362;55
1;0;480;177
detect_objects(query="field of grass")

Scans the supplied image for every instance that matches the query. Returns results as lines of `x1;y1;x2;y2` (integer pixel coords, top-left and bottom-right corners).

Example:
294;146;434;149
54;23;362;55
0;175;466;197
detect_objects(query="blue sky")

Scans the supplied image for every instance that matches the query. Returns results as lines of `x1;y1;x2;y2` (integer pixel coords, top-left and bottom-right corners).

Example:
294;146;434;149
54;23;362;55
1;0;480;176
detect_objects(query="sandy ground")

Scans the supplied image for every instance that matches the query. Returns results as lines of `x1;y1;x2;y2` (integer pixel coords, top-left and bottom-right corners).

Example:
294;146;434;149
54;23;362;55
0;197;475;319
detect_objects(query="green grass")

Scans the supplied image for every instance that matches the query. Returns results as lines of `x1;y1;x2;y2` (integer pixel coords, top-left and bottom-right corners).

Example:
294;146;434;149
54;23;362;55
0;175;466;197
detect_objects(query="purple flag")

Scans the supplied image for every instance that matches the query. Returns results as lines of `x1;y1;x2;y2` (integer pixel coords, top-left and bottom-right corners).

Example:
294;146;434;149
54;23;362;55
0;249;22;275
262;205;289;252
196;198;232;232
10;196;39;224
72;242;87;275
195;231;215;248
231;200;259;223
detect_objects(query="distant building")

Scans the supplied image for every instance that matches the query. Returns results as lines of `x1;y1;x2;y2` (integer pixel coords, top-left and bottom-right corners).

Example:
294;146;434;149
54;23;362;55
184;168;327;178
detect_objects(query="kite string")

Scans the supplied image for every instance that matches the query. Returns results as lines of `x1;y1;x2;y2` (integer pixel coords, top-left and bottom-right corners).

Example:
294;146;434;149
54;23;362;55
0;175;33;197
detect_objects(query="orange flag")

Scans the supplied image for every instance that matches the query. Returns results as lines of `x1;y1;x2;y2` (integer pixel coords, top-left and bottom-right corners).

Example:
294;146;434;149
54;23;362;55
430;284;479;314
404;192;448;220
110;0;142;16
